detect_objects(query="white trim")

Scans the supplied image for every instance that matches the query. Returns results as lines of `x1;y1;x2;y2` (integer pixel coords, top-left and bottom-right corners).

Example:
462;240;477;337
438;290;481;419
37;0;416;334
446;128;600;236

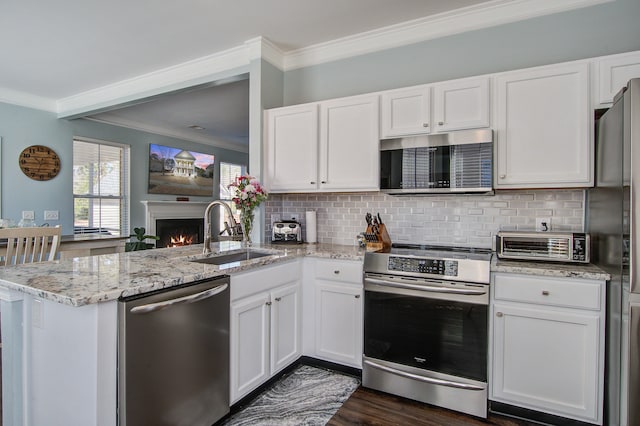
0;87;57;112
3;0;612;116
56;44;252;118
0;283;24;302
245;37;286;70
283;0;615;70
141;200;210;239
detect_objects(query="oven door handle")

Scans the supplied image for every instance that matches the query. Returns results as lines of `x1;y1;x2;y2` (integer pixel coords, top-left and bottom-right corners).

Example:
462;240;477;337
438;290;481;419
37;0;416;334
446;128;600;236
364;359;485;391
364;277;487;295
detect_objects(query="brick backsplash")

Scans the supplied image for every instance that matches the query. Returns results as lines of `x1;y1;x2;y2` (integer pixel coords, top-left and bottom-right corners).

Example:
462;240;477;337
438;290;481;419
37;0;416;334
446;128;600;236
264;190;585;249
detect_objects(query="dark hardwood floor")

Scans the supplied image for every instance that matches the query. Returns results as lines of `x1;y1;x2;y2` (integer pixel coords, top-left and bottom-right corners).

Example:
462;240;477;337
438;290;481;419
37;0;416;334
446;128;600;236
328;387;539;426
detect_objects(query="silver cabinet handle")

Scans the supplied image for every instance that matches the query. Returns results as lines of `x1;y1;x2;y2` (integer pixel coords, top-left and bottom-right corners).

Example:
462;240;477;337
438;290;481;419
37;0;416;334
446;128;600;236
321;181;327;184
542;290;550;296
275;297;282;302
496;312;503;317
334;270;340;274
364;359;484;391
438;121;444;125
131;283;228;314
499;174;506;179
355;294;361;299
266;301;272;306
310;181;316;184
423;123;429;127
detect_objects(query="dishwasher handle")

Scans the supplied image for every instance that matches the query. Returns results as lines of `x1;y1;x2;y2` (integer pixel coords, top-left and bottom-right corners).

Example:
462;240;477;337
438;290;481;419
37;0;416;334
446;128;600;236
130;283;228;314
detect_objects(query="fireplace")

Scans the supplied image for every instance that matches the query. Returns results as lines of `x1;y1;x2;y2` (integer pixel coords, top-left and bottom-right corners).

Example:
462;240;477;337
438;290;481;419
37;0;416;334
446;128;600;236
156;218;204;248
142;201;210;248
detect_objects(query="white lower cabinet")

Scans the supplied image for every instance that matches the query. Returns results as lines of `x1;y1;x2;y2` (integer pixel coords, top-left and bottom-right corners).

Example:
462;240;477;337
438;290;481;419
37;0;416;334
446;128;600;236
490;273;605;425
311;259;364;368
230;262;301;403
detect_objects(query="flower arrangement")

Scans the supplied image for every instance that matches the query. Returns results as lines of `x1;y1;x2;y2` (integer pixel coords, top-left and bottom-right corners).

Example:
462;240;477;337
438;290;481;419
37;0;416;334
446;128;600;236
228;175;268;244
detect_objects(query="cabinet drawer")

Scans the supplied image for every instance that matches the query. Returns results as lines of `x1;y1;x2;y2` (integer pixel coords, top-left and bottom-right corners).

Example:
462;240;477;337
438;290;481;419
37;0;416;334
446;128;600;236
314;259;363;284
493;273;602;311
231;260;299;301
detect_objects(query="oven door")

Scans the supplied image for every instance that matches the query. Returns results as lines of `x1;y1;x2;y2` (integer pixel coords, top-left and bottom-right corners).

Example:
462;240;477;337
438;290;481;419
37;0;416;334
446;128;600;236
363;274;488;382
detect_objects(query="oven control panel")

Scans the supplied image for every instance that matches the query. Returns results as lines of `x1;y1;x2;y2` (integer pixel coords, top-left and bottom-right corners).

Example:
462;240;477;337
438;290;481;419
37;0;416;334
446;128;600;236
387;256;458;277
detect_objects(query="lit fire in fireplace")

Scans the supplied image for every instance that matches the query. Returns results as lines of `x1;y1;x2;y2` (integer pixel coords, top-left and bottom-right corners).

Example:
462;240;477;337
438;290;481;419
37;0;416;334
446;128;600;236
167;234;194;247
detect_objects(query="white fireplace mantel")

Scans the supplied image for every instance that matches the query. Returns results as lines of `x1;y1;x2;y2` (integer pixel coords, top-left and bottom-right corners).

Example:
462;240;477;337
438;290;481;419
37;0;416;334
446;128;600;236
141;200;210;237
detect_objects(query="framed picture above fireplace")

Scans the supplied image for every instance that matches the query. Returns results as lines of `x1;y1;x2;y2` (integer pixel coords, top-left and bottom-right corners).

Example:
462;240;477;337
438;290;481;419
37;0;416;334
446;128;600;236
148;143;215;196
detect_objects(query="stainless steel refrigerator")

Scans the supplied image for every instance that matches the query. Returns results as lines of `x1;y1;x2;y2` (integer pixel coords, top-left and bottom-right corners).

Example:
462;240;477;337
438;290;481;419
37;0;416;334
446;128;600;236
588;77;639;426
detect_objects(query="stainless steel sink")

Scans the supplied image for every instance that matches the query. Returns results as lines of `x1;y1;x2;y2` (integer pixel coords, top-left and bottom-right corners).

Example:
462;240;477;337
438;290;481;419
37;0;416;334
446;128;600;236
190;249;274;266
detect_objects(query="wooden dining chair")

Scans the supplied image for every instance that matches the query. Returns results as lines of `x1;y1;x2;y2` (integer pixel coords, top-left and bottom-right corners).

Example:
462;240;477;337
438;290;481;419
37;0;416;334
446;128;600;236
0;225;62;266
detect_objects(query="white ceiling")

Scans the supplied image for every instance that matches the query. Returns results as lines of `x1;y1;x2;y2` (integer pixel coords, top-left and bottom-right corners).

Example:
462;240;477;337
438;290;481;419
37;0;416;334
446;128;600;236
0;0;605;150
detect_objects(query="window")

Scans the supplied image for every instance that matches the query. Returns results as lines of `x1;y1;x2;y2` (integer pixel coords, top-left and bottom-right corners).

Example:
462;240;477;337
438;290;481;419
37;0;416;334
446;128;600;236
73;139;130;235
219;162;246;234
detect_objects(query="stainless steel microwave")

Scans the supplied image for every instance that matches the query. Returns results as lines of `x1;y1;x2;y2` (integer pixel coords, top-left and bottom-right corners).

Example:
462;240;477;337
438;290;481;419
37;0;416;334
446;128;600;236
379;129;493;194
496;231;590;263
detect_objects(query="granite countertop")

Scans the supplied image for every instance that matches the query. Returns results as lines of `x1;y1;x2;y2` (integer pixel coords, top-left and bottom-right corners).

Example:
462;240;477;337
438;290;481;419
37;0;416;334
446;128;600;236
0;242;365;307
0;241;611;307
491;257;611;281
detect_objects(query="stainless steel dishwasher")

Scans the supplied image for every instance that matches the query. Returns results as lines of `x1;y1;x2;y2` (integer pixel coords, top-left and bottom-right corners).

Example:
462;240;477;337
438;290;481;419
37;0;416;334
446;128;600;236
118;276;230;426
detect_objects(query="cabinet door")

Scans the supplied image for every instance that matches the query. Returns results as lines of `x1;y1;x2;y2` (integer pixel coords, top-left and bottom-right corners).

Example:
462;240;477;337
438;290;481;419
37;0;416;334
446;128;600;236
230;292;270;403
494;62;591;188
596;51;640;105
314;281;363;368
319;94;379;191
433;77;490;132
265;104;319;192
270;282;301;374
491;303;601;423
380;86;431;138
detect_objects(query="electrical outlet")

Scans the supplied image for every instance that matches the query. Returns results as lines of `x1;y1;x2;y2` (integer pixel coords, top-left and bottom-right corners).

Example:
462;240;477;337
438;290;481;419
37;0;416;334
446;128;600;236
22;210;35;220
44;210;59;220
536;217;551;232
32;299;43;329
290;214;299;222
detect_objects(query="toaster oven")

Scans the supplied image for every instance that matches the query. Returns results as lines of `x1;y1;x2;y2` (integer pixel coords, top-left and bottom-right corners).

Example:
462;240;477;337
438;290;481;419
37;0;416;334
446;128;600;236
496;231;590;263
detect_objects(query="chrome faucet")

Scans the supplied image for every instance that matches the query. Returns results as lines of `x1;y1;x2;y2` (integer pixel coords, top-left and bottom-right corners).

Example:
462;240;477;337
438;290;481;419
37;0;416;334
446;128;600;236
203;200;239;254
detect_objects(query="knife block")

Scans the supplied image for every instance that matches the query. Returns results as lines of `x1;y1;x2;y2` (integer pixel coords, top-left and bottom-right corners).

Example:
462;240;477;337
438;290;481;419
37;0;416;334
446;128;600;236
365;223;392;251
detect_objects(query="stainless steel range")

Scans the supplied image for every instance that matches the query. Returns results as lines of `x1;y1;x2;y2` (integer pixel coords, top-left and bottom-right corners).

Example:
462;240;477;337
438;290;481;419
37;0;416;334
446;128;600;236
363;244;492;418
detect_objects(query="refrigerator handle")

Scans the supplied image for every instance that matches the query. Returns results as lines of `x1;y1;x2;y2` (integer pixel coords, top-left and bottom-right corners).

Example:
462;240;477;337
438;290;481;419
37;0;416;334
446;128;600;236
630;79;640;294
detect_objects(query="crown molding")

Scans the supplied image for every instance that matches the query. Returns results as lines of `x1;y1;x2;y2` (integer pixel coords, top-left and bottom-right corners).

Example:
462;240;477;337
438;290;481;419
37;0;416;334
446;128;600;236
84;116;249;153
0;87;56;112
283;0;615;70
245;37;285;70
7;0;612;117
57;44;252;118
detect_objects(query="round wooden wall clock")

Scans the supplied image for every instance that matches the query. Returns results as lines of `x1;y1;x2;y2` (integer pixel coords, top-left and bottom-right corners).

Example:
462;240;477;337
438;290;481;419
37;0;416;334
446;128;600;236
19;145;61;181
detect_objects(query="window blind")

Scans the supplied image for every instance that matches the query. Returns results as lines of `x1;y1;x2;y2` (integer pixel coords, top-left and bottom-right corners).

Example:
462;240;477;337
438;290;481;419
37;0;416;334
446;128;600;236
73;139;129;235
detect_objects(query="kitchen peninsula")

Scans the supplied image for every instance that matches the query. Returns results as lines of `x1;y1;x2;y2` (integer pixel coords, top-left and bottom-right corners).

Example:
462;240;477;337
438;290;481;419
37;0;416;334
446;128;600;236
0;242;362;426
0;242;612;425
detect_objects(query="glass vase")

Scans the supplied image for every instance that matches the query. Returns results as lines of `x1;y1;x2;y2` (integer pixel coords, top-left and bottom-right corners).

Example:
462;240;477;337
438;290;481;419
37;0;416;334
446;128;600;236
240;208;254;247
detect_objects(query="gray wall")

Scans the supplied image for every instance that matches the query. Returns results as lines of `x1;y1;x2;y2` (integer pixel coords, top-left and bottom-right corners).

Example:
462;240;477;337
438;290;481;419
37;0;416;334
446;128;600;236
0;101;248;235
284;0;640;104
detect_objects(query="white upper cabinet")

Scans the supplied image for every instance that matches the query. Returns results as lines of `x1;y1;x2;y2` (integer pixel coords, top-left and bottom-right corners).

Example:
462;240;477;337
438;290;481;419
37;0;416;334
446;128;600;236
380;86;431;137
264;94;379;193
595;50;640;106
318;94;379;191
494;62;592;188
265;103;319;192
433;77;490;132
380;77;490;138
